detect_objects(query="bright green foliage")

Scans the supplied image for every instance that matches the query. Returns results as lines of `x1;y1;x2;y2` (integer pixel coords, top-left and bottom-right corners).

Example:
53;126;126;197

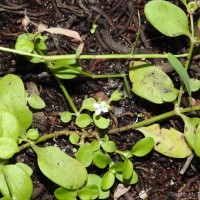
180;114;200;156
108;89;123;102
32;145;87;189
101;171;115;190
115;169;138;185
78;185;99;200
0;165;33;199
15;163;33;176
93;114;110;129
80;98;96;112
129;61;178;104
101;141;116;153
190;78;200;92
54;187;77;200
122;159;133;180
69;133;79;145
76;114;93;128
0;74;32;133
131;137;154;157
76;143;94;167
110;162;124;172
93;151;112;169
27;94;45;109
61;111;73;123
187;1;199;13
144;0;191;37
91;140;100;152
167;53;191;97
50;59;82;79
15;33;47;63
137;124;192;158
26;128;40;140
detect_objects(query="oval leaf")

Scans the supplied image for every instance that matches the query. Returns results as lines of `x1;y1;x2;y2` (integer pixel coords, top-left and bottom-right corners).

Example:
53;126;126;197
131;137;154;157
123;159;133;180
137;124;192;158
129;61;178;104
80;98;96;112
93;151;112;169
93;114;110;129
61;111;73;123
27;94;45;109
145;0;191;37
76;143;94;167
1;165;33;200
54;187;77;200
32;145;87;189
101;141;116;153
76;114;93;128
101;171;115;190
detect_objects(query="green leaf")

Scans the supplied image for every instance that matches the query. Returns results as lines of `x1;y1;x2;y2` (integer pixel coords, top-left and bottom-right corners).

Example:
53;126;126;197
115;170;138;185
110;162;124;172
180;114;200;151
78;185;99;200
0;74;32;133
0;138;19;159
101;171;115;190
15;163;33;176
26;128;40;140
61;111;73;123
93;114;110;129
80;98;96;112
131;137;154;157
129;61;178;104
91;140;100;152
123;159;133;180
27;94;45;109
76;143;94;167
109;89;123;102
93;151;112;169
144;0;191;37
76;114;93;128
190;78;200;92
101;141;116;153
85;174;110;199
0;111;19;141
69;133;79;145
32;145;87;189
15;38;34;53
54;187;77;200
1;165;33;200
195;124;200;156
167;53;191;97
137;124;192;158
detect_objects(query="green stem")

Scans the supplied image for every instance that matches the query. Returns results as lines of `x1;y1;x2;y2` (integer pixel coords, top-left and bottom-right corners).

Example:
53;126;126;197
176;14;196;107
54;76;79;114
108;105;200;134
0;46;188;60
18;105;200;151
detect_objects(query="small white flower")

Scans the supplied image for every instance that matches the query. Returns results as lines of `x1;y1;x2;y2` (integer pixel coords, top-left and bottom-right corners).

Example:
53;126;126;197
93;101;108;115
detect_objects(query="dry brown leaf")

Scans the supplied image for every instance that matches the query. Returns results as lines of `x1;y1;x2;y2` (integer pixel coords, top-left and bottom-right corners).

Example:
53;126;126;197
114;183;131;200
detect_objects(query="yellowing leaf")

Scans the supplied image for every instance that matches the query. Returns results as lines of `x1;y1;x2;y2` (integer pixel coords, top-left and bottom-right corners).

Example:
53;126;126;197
137;124;192;158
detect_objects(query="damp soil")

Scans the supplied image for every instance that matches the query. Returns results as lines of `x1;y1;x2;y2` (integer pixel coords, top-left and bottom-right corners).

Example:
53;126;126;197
0;0;200;200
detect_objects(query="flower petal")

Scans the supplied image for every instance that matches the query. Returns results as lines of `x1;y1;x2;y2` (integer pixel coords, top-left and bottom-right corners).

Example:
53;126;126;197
95;108;101;115
93;103;100;109
100;101;106;107
102;107;108;113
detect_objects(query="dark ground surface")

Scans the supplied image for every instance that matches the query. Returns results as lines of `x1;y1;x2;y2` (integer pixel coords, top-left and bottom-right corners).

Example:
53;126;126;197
0;0;200;199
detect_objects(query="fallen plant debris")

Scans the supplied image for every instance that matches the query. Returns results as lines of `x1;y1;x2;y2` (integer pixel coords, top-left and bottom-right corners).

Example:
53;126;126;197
0;0;200;200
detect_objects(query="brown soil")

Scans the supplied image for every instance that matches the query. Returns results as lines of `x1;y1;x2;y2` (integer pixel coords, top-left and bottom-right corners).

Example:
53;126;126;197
0;0;200;200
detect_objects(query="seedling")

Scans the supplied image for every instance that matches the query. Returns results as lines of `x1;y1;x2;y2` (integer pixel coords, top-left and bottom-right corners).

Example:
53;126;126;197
0;0;199;199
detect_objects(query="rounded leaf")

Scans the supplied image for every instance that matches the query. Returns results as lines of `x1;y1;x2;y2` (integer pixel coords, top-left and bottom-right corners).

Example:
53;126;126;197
115;170;138;185
15;163;33;176
76;114;93;128
110;162;124;172
0;138;19;159
26;128;40;140
101;171;115;190
131;137;154;157
93;114;110;129
93;151;112;169
15;38;34;53
80;98;96;112
27;94;45;109
61;111;73;123
123;159;133;180
145;0;191;37
129;61;178;104
78;185;99;200
1;165;33;200
69;133;79;145
101;141;116;153
32;145;87;189
54;187;77;200
76;143;93;167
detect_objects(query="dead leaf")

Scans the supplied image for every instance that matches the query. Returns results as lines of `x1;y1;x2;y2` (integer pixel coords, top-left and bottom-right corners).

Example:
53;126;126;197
114;183;131;200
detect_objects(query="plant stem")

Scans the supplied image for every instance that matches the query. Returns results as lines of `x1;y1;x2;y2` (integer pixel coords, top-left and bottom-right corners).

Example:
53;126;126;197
176;13;196;107
18;105;200;151
54;76;79;114
108;105;200;134
0;46;188;60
